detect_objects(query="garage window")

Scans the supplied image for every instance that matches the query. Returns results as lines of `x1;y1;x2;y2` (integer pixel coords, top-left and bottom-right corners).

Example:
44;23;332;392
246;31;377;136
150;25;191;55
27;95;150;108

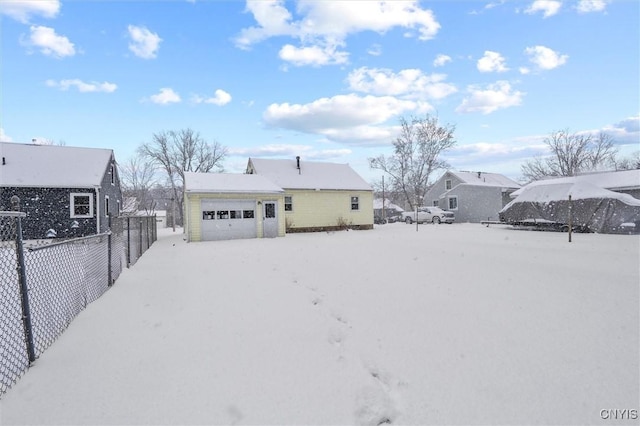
230;210;242;219
243;210;255;219
217;210;229;219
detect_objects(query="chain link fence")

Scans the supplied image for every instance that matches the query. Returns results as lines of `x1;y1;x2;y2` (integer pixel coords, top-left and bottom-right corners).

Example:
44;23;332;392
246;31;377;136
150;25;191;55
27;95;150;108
0;212;157;398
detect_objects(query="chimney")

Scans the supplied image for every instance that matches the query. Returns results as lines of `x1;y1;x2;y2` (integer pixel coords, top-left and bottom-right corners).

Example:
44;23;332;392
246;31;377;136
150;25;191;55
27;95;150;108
296;156;301;174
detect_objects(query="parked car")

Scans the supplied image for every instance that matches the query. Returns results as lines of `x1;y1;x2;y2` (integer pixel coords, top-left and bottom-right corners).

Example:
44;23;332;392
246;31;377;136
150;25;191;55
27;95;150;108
402;207;455;224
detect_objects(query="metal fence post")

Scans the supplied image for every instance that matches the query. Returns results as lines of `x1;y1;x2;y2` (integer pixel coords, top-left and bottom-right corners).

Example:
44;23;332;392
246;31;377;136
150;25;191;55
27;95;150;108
126;216;131;267
107;215;113;286
11;196;36;364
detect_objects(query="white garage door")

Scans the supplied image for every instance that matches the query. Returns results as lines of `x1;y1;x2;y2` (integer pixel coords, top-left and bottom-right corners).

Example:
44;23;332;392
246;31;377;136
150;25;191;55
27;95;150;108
200;199;257;241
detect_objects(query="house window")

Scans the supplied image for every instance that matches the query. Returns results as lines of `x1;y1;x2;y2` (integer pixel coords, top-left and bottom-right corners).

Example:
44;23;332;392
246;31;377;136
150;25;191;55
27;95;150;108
110;164;115;185
448;196;458;210
351;196;359;210
284;196;293;211
432;200;439;207
70;193;93;218
105;196;110;216
445;179;452;190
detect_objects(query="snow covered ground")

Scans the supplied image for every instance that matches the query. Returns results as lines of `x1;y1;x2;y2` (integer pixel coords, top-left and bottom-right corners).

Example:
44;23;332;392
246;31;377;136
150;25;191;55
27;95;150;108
1;223;638;425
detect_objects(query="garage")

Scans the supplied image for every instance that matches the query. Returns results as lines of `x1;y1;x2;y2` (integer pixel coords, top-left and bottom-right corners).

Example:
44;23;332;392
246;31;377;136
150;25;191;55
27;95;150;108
200;199;257;241
184;172;286;242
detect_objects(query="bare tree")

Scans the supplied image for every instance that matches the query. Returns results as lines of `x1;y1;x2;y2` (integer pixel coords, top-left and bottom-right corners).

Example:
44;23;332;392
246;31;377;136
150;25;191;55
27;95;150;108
369;115;456;210
614;151;640;170
138;128;227;225
521;129;618;181
120;153;158;215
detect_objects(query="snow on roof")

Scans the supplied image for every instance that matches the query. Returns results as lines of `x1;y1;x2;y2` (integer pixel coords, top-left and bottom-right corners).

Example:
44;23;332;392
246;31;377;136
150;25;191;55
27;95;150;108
248;158;372;191
448;171;521;188
512;169;640;197
0;141;114;188
507;181;640;206
184;172;284;194
373;198;404;211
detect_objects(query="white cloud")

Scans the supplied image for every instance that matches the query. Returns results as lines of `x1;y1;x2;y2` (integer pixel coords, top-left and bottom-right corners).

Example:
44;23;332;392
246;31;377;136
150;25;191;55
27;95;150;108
456;81;524;115
367;44;382;56
45;79;117;93
1;0;60;23
524;45;568;70
148;88;181;105
23;25;75;58
263;94;424;145
234;1;440;67
477;51;509;73
0;128;14;142
192;89;232;106
279;43;349;67
128;25;162;59
576;0;609;13
433;54;452;67
525;0;561;18
601;115;640;146
347;67;457;101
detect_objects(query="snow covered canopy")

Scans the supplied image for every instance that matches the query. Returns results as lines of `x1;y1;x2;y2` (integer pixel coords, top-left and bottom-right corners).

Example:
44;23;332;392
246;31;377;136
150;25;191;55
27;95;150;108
500;181;640;233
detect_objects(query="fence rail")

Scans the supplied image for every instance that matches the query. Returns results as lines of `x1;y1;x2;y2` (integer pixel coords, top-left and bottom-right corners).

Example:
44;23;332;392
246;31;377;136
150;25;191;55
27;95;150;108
0;212;157;398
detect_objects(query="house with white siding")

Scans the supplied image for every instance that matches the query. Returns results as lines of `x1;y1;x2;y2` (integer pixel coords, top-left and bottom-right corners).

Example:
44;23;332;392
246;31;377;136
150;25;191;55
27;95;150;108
423;170;521;223
246;157;374;232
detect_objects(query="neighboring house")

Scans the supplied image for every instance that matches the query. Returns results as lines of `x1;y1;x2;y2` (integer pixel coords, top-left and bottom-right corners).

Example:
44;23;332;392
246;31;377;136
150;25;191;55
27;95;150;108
0;141;122;240
424;170;521;223
246;157;374;232
373;198;404;222
500;170;640;233
510;169;640;200
183;172;285;242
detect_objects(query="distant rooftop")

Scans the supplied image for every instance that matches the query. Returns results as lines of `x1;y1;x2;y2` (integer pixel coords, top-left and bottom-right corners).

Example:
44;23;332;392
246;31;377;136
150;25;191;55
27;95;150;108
512;169;640;197
247;158;372;191
0;141;114;188
449;170;522;188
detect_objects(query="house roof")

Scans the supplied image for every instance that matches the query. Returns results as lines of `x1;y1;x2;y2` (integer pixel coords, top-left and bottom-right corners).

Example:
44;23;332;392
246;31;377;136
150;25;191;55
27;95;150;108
448;171;521;188
0;141;114;188
184;172;284;194
506;181;640;205
247;158;372;191
511;169;640;197
373;198;404;211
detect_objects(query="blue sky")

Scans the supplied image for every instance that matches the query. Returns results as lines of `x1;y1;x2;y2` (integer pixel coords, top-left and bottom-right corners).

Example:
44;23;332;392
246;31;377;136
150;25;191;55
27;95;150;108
1;0;638;184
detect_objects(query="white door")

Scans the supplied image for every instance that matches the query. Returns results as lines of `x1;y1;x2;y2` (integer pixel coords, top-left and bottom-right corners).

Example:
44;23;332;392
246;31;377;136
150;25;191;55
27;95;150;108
200;199;257;241
263;201;278;238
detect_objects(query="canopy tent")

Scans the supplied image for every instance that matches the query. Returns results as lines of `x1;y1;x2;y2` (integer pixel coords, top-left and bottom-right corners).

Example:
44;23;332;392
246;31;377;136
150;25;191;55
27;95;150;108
499;182;640;233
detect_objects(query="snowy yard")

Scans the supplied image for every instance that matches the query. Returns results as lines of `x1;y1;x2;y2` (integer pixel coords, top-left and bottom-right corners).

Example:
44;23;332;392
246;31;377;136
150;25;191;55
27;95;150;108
1;223;638;425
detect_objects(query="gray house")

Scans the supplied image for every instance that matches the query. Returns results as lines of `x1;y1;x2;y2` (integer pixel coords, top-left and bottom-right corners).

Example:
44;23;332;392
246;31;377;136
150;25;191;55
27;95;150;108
0;142;122;240
424;170;521;223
